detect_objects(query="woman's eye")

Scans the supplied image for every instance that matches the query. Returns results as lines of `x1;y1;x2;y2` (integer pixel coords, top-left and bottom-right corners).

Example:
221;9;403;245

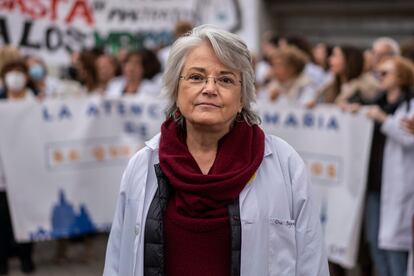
189;74;205;81
219;76;235;84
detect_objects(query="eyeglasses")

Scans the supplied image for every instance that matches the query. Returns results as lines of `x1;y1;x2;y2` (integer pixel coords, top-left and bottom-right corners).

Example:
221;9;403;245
179;73;241;89
377;70;394;78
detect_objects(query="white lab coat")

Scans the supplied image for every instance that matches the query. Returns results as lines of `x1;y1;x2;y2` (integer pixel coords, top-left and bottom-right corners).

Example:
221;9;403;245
379;99;414;251
103;133;329;276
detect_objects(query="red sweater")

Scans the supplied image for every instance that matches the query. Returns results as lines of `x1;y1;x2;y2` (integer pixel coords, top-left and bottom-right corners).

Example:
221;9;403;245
164;198;231;276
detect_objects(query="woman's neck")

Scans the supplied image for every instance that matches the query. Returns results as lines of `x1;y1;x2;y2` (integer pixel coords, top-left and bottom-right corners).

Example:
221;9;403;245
124;79;141;94
279;76;295;89
7;90;26;99
387;87;401;103
186;123;229;175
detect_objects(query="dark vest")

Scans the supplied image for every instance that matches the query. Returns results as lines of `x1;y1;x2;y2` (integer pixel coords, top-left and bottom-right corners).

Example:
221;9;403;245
143;164;241;276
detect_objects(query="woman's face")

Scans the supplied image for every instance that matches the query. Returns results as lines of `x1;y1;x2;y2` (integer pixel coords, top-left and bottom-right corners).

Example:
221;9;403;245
97;55;116;83
271;56;293;82
4;68;28;93
177;42;242;132
123;55;143;82
329;47;345;75
377;60;399;91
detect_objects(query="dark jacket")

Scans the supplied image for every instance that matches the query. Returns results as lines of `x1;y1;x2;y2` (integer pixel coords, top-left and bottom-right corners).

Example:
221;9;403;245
143;164;241;276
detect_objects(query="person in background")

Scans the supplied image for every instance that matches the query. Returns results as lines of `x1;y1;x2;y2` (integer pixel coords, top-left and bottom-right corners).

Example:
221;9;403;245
255;31;280;90
25;56;61;98
280;34;329;90
0;46;21;89
319;45;380;104
95;53;121;93
365;56;414;276
75;50;100;94
106;49;161;98
260;45;317;107
312;42;334;72
158;20;193;70
371;37;401;70
0;59;37;275
104;24;328;276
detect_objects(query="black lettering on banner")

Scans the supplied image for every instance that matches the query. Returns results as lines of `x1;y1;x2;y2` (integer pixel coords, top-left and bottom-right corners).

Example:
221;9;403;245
19;21;41;49
108;9;137;21
0;17;10;44
46;26;63;51
65;27;87;53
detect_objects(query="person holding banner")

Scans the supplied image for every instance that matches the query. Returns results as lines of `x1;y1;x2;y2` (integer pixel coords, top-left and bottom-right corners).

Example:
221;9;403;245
104;25;328;276
365;56;414;276
0;59;36;274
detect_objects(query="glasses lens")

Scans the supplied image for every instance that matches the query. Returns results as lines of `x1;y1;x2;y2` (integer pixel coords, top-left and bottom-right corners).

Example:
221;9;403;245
378;70;389;78
181;73;240;89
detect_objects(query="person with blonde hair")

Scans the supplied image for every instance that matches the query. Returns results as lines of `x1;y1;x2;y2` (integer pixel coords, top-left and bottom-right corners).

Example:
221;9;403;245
260;45;318;107
0;46;21;90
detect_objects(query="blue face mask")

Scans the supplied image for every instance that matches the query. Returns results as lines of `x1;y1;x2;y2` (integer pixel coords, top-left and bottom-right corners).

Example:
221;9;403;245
29;64;46;81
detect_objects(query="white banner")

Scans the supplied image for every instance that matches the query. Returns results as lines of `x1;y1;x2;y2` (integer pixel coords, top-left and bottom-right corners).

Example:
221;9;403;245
0;97;373;268
0;0;258;65
257;100;373;268
0;96;165;241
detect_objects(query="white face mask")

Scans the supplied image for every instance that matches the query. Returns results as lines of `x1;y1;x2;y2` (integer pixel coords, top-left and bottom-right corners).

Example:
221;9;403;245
5;71;27;92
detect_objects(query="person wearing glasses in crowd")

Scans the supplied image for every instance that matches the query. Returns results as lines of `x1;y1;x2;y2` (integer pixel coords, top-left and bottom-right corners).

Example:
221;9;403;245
371;37;401;70
364;56;414;276
103;25;328;276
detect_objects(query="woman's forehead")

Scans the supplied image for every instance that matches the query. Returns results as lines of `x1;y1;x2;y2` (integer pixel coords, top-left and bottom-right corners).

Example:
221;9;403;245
182;43;237;73
379;60;395;71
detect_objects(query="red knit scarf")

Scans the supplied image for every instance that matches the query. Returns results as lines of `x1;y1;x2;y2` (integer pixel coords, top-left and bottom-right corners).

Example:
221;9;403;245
159;118;264;275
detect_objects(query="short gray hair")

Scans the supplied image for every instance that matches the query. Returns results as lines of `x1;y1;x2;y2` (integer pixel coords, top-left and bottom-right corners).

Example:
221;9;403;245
373;37;401;56
162;24;260;125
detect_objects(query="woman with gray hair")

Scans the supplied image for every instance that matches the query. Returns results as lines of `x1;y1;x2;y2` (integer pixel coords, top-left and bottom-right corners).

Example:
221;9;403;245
103;25;328;276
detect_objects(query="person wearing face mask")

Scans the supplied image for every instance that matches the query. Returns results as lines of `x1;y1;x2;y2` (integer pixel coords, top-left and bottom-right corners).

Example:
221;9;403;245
25;56;60;99
0;59;36;275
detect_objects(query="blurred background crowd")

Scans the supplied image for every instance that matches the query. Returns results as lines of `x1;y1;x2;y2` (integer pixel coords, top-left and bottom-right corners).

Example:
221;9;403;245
0;14;413;276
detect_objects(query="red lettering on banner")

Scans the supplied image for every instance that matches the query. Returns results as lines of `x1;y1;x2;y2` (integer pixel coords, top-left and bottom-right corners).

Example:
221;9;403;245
0;0;95;26
50;0;66;21
8;0;27;13
65;0;94;26
25;0;47;19
0;0;14;10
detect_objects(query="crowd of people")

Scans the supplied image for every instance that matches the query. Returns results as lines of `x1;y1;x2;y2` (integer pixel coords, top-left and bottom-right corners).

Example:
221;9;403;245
0;20;413;275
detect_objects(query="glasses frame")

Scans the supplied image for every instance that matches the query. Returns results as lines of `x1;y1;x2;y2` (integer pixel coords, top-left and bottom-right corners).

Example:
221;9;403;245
179;74;242;89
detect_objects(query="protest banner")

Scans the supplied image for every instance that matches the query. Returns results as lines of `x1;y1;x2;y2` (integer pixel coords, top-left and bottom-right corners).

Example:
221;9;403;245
258;100;373;268
0;0;259;65
0;96;165;241
0;97;373;268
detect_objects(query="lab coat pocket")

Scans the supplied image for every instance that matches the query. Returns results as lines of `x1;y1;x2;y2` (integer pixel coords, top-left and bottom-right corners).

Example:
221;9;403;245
123;198;140;236
268;218;297;276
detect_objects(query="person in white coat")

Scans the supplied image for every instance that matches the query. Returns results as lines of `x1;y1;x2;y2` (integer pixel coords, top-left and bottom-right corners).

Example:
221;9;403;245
104;25;328;276
366;56;414;276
